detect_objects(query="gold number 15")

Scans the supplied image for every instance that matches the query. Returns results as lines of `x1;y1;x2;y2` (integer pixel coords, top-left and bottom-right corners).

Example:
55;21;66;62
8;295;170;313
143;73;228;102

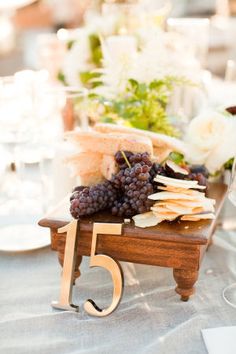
52;221;123;317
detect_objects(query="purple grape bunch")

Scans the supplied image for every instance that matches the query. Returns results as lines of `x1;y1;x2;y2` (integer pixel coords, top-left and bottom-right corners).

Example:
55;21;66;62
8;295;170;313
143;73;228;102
110;152;154;216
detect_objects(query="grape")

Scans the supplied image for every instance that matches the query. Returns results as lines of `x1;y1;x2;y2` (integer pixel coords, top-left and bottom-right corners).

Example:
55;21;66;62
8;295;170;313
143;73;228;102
188;172;208;188
149;163;166;191
150;163;166;179
189;165;209;179
70;181;117;219
226;106;236;116
115;151;134;169
115;151;153;170
70;186;86;202
72;186;86;193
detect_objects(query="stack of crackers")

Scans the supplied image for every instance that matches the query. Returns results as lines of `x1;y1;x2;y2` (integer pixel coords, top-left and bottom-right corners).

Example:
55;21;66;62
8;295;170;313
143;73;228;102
133;175;215;228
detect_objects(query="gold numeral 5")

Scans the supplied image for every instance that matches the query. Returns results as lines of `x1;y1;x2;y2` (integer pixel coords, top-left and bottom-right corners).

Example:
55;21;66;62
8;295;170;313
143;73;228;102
84;223;123;317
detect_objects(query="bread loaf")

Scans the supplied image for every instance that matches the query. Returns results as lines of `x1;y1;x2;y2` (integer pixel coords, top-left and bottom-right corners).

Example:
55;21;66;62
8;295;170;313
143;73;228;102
65;131;153;156
94;123;186;161
65;152;103;176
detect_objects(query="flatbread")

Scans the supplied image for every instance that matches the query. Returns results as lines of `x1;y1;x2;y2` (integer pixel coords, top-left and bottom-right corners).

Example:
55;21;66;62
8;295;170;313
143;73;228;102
152;206;179;216
152;211;178;221
154;176;206;190
155;200;201;208
152;204;204;215
181;213;215;221
148;191;206;201
132;212;160;228
154;175;198;185
162;198;214;207
157;186;205;196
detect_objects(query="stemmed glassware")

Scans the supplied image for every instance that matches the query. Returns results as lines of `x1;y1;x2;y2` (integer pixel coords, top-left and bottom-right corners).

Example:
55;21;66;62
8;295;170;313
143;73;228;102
0;73;89;252
222;157;236;307
0;71;62;252
167;17;210;68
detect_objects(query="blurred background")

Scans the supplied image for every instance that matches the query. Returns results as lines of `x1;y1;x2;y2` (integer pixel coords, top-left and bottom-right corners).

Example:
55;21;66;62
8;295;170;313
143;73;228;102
0;0;236;77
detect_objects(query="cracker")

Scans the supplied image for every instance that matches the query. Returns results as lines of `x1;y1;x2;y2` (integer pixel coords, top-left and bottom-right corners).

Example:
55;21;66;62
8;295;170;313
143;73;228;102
154;175;206;190
181;213;215;221
152;211;178;221
133;212;160;228
158;186;205;196
148;191;206;201
152;204;203;215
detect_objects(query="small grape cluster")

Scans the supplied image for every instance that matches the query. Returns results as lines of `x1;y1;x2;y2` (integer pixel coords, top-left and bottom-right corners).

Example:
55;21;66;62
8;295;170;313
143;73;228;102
188;165;209;187
150;161;208;188
70;181;117;219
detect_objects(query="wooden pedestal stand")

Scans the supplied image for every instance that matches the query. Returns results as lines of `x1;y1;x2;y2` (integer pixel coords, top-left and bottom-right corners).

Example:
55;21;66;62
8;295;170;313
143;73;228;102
39;183;227;305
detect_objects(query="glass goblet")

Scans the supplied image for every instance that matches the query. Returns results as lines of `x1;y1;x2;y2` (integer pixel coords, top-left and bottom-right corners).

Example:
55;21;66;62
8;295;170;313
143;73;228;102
167;18;210;68
0;73;53;252
222;158;236;307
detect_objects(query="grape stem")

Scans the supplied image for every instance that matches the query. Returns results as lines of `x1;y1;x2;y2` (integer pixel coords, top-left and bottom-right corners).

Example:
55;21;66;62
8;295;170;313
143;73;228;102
121;151;131;169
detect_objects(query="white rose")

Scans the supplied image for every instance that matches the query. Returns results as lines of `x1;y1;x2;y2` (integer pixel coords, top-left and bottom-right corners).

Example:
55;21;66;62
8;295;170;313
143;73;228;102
185;111;236;174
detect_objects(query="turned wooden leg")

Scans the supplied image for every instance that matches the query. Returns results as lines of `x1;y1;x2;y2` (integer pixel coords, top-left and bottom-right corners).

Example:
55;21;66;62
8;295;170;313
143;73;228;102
58;252;82;284
173;269;199;301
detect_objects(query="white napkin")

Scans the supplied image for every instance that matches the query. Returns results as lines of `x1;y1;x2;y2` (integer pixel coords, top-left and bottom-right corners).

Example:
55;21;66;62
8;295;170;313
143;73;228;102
202;326;236;354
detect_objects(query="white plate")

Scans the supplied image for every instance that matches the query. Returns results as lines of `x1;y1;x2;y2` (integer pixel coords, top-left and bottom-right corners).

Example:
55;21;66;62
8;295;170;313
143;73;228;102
0;224;50;252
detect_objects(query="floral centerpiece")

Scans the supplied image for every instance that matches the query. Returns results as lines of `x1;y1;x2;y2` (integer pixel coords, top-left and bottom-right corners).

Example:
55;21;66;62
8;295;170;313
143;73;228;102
57;4;205;134
86;28;202;137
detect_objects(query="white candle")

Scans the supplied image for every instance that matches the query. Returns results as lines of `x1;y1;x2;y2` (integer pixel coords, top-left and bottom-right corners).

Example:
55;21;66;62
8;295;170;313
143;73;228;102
0;15;15;55
52;141;77;204
225;60;236;82
216;0;230;17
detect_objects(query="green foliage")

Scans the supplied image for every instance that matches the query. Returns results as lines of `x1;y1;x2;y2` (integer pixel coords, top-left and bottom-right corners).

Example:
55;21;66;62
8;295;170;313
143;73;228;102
168;152;185;165
80;71;102;88
67;40;75;50
224;157;235;170
89;34;103;66
94;76;190;136
57;70;67;85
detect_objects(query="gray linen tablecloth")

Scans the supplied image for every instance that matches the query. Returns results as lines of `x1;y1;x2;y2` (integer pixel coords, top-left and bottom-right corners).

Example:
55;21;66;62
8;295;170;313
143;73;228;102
1;227;236;354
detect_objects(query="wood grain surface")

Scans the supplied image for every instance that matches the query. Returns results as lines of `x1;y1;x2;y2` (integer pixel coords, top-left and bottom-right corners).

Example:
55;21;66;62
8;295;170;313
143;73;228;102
39;183;227;245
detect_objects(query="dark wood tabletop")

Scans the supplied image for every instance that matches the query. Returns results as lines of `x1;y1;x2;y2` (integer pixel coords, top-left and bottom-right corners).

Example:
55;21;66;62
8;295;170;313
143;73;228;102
39;183;227;246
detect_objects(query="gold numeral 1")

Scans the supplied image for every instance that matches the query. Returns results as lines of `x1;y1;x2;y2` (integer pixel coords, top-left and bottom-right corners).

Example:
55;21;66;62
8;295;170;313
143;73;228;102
51;220;79;312
84;223;123;317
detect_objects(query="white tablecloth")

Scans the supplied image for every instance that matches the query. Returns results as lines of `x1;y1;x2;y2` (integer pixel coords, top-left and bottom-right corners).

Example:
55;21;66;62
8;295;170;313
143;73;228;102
1;226;236;354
